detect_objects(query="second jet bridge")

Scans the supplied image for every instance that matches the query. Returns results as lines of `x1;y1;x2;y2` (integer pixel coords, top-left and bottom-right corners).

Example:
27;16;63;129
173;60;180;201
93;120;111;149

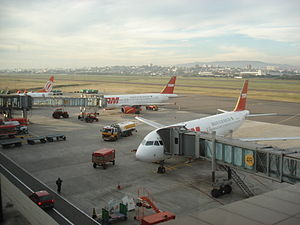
157;127;300;185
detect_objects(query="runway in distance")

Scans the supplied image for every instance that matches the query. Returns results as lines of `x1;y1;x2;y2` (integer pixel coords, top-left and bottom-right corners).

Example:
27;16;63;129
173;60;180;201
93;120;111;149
104;76;177;114
17;76;54;97
135;80;300;163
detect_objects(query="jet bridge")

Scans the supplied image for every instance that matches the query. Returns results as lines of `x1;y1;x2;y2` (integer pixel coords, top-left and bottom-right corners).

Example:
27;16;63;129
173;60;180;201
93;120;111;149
0;95;107;118
157;127;300;197
0;95;107;108
32;95;107;108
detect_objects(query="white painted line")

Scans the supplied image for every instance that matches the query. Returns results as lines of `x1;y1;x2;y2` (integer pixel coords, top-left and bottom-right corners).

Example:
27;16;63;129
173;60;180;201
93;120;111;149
0;163;73;225
53;209;74;225
1;153;101;225
1;165;33;192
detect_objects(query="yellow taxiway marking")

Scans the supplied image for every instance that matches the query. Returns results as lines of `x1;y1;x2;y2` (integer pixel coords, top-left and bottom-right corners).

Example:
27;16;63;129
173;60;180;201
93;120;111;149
152;161;194;173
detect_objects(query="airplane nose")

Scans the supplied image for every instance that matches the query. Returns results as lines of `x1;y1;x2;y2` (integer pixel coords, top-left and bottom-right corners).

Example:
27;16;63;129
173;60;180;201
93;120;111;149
135;147;145;161
135;145;153;162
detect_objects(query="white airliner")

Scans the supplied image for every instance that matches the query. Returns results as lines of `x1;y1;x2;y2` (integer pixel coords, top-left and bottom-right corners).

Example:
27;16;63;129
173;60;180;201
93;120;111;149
104;76;177;114
135;80;300;164
17;76;54;97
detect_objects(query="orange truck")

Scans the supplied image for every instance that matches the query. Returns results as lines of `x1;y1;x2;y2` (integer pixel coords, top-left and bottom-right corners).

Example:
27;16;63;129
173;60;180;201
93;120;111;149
92;148;115;169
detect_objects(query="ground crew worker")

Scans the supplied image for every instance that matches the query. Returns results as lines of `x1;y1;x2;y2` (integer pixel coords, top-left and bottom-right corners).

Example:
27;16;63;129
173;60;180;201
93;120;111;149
56;177;63;193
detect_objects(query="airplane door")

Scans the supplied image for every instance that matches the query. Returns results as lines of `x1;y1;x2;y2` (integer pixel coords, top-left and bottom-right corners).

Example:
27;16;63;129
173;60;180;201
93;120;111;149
172;128;180;155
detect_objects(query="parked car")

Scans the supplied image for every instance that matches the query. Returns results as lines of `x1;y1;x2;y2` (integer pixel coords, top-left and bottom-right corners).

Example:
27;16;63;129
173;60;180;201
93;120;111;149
29;190;55;209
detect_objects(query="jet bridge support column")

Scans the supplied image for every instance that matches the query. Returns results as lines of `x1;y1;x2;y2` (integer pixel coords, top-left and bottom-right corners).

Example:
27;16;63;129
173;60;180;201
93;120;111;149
194;133;200;158
211;131;216;183
210;131;233;198
21;108;28;119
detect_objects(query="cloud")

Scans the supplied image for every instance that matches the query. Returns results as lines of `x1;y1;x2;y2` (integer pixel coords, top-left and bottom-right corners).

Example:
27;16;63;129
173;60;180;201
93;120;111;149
0;0;300;68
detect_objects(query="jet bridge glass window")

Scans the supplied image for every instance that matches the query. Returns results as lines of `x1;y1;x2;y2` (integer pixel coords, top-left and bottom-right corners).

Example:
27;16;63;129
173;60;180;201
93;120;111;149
216;143;223;160
224;145;232;163
145;141;154;146
233;147;243;167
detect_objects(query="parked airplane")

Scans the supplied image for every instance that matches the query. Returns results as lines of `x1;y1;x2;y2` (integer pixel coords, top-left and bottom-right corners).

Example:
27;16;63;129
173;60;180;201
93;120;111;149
135;80;300;170
104;76;177;114
17;76;54;97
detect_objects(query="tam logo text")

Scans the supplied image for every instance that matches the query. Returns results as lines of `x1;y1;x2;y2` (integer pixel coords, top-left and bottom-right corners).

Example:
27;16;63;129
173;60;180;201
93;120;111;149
106;97;119;104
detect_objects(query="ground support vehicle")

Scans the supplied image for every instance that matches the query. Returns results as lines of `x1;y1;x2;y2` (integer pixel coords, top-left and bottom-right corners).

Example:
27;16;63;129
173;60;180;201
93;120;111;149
136;196;176;225
46;134;66;142
80;89;98;94
52;90;63;95
1;119;28;135
6;118;29;126
146;105;158;111
78;112;99;123
102;121;136;141
2;121;28;134
97;203;127;225
0;124;18;138
52;108;69;119
92;148;115;169
29;190;54;209
0;138;22;148
27;136;47;145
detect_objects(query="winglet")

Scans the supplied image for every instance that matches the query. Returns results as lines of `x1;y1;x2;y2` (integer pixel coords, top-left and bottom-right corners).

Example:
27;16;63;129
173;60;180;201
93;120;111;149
160;76;176;94
233;80;248;111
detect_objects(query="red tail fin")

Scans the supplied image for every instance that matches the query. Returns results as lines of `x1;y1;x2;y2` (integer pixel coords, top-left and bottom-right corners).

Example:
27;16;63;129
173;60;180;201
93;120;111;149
233;80;248;111
38;76;54;92
160;76;176;94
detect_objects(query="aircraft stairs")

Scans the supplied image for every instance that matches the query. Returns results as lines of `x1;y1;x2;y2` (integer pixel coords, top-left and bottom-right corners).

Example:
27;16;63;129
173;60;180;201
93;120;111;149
219;165;255;197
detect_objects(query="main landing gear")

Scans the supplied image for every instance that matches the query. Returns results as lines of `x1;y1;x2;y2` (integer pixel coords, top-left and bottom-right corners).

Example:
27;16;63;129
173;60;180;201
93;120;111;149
211;180;232;198
211;166;233;198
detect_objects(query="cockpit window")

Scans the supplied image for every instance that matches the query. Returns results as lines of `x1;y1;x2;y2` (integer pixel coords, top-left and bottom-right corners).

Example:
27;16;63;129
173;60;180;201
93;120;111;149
154;141;159;146
145;141;154;146
159;141;163;145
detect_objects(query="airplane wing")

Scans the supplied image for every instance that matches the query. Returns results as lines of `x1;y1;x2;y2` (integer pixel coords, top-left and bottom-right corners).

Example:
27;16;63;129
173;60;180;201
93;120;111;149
239;137;300;142
217;109;229;113
135;116;165;129
217;110;277;116
247;113;277;117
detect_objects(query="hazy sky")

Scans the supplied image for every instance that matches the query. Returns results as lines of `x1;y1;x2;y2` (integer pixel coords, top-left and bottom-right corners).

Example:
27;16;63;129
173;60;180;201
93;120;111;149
0;0;299;68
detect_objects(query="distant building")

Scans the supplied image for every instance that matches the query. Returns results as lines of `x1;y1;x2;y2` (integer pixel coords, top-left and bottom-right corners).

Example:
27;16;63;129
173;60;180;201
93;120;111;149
266;66;277;71
240;69;265;76
246;64;252;70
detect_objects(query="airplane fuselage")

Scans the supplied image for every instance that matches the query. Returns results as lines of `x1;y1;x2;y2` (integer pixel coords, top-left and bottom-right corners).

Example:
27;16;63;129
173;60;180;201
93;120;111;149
105;93;177;107
136;110;249;162
18;92;53;98
181;110;249;136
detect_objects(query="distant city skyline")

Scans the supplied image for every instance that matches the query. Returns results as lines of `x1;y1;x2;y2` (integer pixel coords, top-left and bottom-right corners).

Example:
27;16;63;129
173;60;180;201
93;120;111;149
0;0;299;69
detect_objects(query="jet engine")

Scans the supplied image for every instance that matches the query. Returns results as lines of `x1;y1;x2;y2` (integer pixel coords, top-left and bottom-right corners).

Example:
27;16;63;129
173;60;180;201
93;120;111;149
121;106;141;114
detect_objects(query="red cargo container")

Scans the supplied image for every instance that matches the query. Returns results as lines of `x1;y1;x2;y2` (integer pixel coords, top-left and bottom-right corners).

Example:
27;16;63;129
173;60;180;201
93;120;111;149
92;148;115;169
8;118;29;126
0;124;18;138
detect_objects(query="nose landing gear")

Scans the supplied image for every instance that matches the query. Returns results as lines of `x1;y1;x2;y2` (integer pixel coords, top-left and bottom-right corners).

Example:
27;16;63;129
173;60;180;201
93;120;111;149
157;161;166;174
